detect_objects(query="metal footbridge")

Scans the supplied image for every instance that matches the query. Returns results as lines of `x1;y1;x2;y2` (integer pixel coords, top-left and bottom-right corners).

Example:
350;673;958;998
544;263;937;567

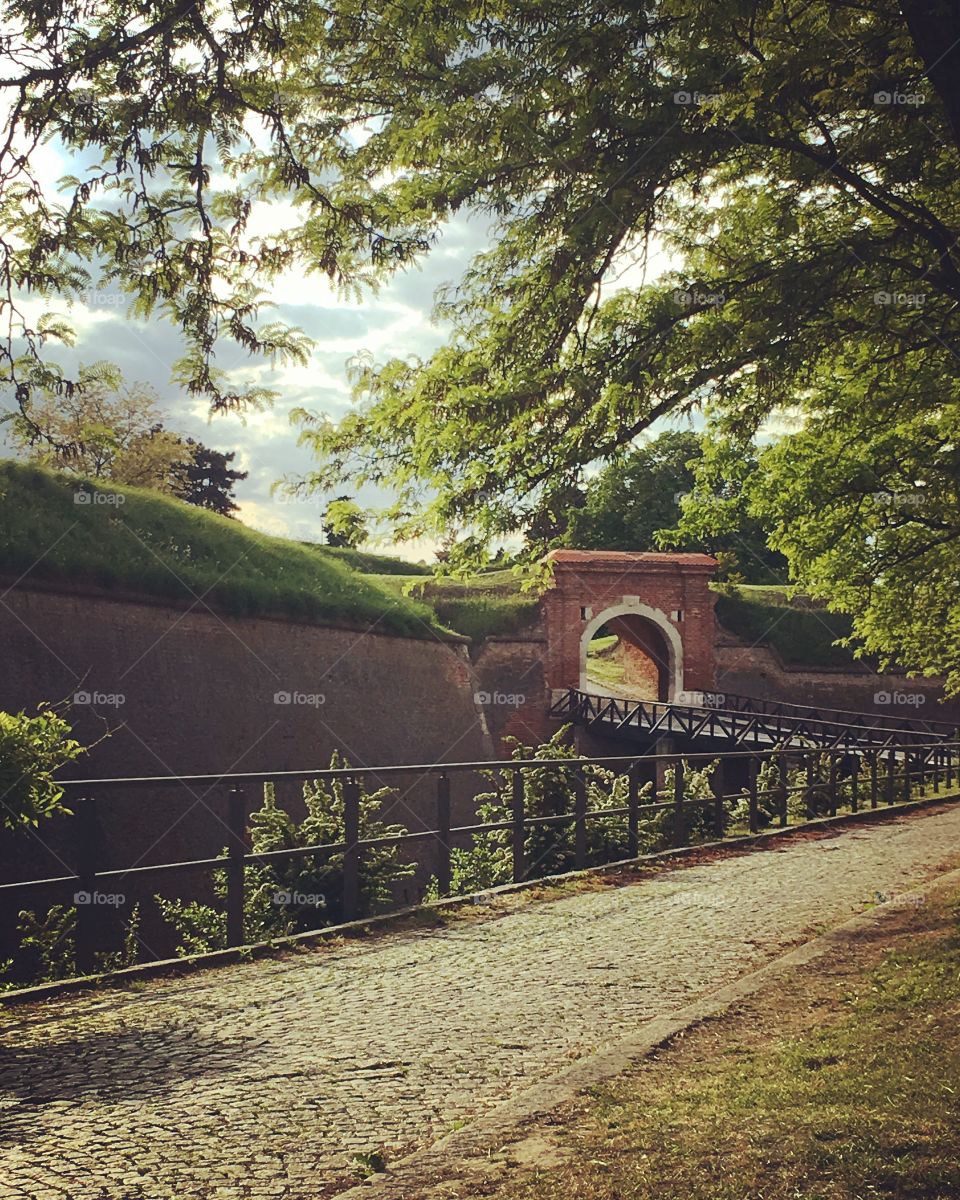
550;688;957;753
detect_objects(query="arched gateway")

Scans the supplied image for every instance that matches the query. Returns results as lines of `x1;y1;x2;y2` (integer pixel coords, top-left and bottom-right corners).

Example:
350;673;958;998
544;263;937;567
541;550;719;703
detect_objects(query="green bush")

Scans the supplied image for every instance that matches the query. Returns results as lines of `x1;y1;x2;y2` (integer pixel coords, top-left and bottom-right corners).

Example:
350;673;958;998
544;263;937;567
157;752;414;954
0;706;85;830
429;729;720;897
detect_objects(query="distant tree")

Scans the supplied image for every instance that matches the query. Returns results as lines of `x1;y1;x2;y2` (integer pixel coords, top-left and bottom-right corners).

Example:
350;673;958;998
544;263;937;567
171;443;248;517
322;496;368;548
557;431;786;583
7;364;184;491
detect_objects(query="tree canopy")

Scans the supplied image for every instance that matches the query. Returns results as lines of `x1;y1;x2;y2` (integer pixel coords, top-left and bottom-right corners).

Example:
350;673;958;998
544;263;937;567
2;0;960;685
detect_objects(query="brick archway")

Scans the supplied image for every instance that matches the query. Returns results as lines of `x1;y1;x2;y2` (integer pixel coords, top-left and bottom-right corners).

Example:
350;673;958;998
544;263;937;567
542;550;718;701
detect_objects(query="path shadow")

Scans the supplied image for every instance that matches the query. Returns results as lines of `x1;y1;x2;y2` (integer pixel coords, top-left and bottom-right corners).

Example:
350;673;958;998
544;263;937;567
0;1022;252;1135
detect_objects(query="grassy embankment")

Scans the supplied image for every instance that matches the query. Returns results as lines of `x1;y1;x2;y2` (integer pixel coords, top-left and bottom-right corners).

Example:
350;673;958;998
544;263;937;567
0;461;441;638
468;881;960;1200
0;460;863;656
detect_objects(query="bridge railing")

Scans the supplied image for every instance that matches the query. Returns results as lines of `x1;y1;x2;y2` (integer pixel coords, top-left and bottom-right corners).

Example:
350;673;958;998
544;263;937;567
552;689;958;750
2;739;959;983
686;688;957;737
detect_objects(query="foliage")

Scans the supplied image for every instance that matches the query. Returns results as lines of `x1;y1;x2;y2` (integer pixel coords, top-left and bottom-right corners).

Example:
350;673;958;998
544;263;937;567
157;754;414;954
7;365;248;514
741;407;960;692
0;460;441;637
0;903;141;990
322;496;369;549
171;443;248;517
429;727;720;897
0;705;85;831
6;364;185;490
430;595;541;641
272;0;960;682
555;431;785;583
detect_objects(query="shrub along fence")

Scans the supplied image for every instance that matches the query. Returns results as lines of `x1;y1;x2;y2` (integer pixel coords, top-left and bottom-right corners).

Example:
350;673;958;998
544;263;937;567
2;737;959;982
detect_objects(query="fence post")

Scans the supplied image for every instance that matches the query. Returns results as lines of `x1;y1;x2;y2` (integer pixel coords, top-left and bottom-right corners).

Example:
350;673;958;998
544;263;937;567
342;776;361;922
435;772;451;898
902;753;912;803
850;754;859;813
226;784;247;948
748;758;759;834
886;751;896;805
627;763;640;858
932;749;940;794
947;746;955;790
511;769;525;883
778;755;789;826
870;752;879;809
805;754;815;818
828;753;838;817
74;795;100;976
711;759;725;840
574;766;588;870
672;759;685;849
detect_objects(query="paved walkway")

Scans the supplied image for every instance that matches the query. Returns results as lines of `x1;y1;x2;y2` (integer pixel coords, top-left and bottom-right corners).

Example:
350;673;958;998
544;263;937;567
4;806;960;1200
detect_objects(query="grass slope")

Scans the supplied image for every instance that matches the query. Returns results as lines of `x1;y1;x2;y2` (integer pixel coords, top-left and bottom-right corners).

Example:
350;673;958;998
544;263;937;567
0;461;441;637
714;586;860;669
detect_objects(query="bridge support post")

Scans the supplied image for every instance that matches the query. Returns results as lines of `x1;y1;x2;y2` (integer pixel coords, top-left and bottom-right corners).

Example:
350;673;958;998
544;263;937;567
778;756;789;827
828;754;838;817
850;754;859;813
226;784;247;949
747;758;759;834
711;760;725;840
902;754;912;803
870;753;879;809
886;752;896;805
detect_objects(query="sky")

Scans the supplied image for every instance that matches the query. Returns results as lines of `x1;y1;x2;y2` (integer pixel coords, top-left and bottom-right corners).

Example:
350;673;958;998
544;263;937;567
1;199;498;560
0;129;682;562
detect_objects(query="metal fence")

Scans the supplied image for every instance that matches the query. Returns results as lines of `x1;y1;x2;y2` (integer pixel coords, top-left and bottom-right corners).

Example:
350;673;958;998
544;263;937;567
2;738;959;977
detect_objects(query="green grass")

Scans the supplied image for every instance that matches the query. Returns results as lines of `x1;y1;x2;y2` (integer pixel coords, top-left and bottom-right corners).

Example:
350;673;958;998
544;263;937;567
714;587;860;669
0;461;442;637
301;544;433;576
371;568;543;639
478;889;960;1200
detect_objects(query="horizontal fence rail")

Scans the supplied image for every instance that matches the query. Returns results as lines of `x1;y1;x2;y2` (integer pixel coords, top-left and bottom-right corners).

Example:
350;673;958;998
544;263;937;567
552;688;959;751
2;739;959;981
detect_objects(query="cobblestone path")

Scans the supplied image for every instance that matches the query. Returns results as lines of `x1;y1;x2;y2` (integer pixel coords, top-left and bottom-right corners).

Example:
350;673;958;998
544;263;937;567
4;806;960;1200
